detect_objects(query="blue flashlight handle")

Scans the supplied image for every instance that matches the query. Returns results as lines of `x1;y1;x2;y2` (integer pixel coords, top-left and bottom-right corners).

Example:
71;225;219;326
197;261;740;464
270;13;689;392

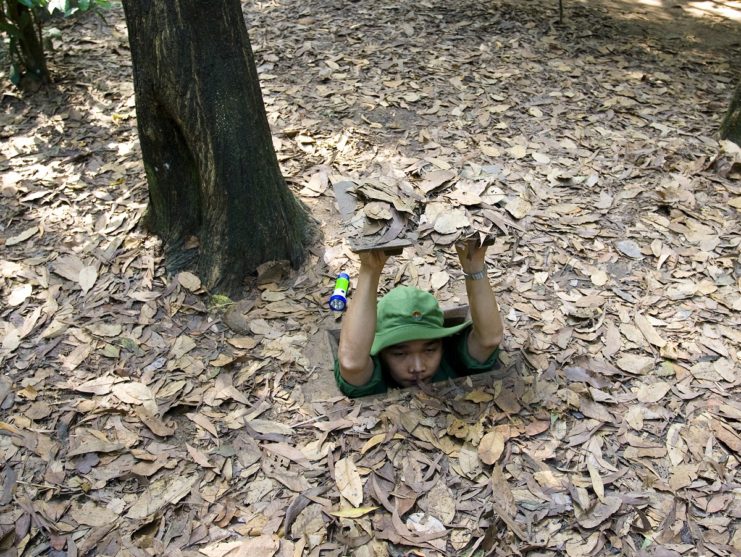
329;272;350;312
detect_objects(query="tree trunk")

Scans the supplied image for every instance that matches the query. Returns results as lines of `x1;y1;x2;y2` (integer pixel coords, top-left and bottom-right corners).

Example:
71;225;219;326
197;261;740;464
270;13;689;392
5;1;49;84
720;82;741;147
121;0;311;292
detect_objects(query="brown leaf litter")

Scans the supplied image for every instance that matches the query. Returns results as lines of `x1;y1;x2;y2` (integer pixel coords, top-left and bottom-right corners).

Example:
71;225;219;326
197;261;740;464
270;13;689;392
1;0;740;555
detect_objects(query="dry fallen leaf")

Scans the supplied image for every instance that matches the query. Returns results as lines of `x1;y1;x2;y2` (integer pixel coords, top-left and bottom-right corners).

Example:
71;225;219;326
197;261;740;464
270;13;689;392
335;457;363;507
636;381;671;403
86;322;122;337
574;496;622;529
68;501;120;527
186;443;214;468
2;4;738;555
187;412;219;437
78;265;98;294
586;455;605;501
4;226;38;246
634;313;666;348
52;255;84;283
112;382;158;415
329;506;378;518
666;423;687;466
126;474;198;519
430;270;450;290
480;144;501;157
433;209;469;234
226;337;257;350
170;335;196;358
615;354;655;374
177;271;202;291
418;169;456;194
423;482;456;524
478;431;505;465
532;152;550;164
590;270;609;287
615;240;643;259
504;196;531;219
74;376;117;395
509;144;527;159
7;283;32;306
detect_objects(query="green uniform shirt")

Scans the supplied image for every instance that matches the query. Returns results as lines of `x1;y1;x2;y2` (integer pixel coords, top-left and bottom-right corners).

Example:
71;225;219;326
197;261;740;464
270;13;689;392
334;327;499;398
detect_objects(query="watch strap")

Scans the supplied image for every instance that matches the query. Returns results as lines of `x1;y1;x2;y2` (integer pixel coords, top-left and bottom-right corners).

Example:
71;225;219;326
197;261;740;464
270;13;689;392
462;267;487;280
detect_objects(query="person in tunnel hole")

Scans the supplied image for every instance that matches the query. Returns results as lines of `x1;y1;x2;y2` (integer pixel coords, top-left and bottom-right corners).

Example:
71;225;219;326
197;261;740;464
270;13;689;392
334;240;504;398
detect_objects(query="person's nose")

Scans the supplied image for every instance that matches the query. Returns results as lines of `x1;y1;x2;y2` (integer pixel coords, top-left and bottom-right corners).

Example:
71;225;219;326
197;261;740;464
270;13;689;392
410;354;425;374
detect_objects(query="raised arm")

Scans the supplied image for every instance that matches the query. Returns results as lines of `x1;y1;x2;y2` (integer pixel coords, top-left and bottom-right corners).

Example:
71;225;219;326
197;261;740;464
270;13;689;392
337;251;389;386
456;240;504;362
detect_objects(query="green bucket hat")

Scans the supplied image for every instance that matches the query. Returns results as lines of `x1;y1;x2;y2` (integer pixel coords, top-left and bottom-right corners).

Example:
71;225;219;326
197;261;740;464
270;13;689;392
370;286;471;356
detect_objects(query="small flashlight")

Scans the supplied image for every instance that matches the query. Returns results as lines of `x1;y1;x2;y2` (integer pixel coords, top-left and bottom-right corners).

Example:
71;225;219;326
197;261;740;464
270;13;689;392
328;272;350;312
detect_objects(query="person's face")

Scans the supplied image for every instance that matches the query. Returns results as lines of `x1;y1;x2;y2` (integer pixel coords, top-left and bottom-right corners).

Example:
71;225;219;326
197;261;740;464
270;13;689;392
380;339;443;387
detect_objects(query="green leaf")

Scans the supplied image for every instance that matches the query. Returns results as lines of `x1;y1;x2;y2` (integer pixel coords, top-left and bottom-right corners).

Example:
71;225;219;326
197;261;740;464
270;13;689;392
101;343;120;358
16;0;47;8
118;337;144;356
209;294;233;309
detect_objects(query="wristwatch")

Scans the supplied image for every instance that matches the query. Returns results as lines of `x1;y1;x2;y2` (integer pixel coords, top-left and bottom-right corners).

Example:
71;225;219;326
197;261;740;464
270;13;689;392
462;267;487;280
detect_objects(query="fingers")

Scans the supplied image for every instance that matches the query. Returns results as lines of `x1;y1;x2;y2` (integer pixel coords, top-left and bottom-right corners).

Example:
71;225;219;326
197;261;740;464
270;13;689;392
358;249;390;273
455;240;470;255
455;238;485;260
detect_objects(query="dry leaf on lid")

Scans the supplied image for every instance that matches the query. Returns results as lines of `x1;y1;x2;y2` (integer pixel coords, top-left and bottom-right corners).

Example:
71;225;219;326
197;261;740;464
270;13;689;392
433;209;469;234
363;201;393;220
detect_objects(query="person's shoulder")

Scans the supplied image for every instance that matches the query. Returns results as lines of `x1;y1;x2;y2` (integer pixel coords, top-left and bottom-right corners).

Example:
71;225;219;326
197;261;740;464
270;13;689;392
334;355;388;398
444;326;499;373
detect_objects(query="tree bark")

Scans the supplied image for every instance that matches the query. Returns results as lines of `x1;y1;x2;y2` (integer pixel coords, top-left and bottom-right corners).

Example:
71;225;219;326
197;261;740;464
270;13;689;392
720;82;741;147
121;0;311;292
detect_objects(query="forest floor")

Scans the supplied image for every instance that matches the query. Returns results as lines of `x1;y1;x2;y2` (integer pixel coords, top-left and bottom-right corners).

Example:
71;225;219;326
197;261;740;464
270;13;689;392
1;0;740;556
